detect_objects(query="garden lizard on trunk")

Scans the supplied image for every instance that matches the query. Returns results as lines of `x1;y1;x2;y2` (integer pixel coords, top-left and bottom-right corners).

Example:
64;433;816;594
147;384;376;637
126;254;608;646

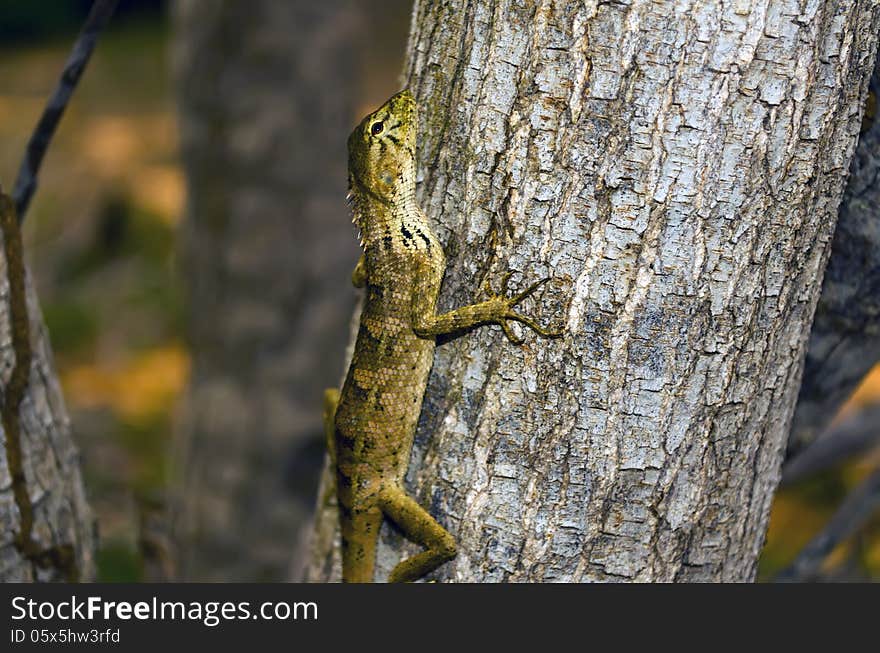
324;90;560;583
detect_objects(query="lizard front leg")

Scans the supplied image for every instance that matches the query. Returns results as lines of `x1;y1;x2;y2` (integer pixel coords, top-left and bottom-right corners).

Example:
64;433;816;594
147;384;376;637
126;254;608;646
323;388;339;465
351;254;367;288
412;273;561;344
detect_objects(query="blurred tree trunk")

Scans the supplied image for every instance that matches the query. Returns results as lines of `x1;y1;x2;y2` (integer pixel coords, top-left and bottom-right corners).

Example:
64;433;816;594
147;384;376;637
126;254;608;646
0;195;95;582
172;0;360;580
308;0;880;582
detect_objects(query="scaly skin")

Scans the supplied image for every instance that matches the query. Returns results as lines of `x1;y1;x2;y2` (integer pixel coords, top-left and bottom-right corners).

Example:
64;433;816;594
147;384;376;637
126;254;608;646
325;90;560;583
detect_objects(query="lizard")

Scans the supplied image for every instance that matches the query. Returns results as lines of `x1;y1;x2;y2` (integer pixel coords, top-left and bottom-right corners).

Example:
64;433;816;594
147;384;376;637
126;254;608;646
323;89;562;583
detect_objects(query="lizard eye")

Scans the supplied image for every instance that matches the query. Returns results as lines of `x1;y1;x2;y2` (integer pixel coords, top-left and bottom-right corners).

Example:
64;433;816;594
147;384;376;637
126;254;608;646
370;121;384;135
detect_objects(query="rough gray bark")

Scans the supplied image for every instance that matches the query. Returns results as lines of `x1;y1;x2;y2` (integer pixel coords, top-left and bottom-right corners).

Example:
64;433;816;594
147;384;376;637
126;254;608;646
788;51;880;452
0;256;95;581
308;0;880;582
172;0;361;580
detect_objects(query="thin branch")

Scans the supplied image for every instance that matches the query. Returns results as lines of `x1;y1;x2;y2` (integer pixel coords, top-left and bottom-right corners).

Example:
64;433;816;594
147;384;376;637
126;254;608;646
776;467;880;582
11;0;120;223
781;404;880;486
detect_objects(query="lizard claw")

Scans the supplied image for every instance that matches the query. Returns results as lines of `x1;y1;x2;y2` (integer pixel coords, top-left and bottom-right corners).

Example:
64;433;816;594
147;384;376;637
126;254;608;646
484;271;514;298
504;311;564;340
491;276;564;343
501;271;513;294
500;320;525;345
508;276;551;307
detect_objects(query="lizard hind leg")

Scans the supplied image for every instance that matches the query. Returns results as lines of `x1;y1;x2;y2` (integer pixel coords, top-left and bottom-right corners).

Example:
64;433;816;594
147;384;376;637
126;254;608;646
319;389;340;515
379;485;457;583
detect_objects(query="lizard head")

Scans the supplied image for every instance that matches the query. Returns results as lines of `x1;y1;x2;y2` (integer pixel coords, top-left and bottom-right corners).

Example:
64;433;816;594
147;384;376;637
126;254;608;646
348;89;417;207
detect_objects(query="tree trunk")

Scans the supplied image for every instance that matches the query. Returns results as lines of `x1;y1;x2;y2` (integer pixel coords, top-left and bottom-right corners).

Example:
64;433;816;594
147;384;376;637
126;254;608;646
308;0;880;582
172;0;361;580
788;50;880;452
0;196;95;582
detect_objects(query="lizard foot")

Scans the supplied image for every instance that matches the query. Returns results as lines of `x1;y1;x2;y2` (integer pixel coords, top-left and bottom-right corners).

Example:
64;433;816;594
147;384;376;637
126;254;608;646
483;273;564;344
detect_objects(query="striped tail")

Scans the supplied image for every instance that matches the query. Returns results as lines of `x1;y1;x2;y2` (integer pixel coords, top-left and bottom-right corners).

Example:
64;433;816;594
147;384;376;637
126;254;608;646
338;487;382;583
325;389;382;582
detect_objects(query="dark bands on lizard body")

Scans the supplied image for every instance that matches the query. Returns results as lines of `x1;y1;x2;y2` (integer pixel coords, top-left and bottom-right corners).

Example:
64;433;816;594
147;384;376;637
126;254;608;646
324;90;562;583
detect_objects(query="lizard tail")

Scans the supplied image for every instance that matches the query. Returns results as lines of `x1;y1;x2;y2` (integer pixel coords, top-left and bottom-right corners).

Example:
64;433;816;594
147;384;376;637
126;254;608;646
330;404;382;583
338;488;382;583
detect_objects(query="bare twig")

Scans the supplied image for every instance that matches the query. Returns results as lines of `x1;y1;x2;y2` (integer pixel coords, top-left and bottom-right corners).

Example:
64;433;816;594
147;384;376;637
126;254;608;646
776;467;880;582
11;0;120;223
782;404;880;486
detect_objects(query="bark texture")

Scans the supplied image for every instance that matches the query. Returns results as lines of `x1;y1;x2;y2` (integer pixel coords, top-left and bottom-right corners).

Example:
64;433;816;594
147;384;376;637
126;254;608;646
309;0;880;582
788;50;880;452
0;253;95;581
172;0;361;580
